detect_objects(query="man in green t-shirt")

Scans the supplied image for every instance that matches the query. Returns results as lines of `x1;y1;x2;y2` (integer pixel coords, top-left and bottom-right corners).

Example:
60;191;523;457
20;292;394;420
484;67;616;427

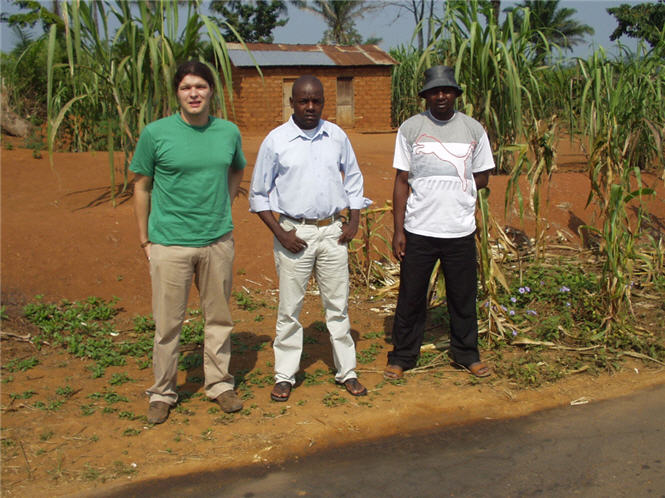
130;60;246;424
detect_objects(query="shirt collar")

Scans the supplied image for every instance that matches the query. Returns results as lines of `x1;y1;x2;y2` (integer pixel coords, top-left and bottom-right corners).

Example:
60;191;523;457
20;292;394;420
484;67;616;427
286;116;329;141
426;109;457;124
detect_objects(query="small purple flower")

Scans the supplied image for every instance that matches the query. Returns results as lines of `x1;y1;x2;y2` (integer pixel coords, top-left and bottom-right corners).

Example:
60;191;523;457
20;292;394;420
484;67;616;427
512;330;518;336
525;286;531;293
509;310;515;316
526;309;537;316
519;287;526;294
500;305;507;312
565;302;571;307
510;296;517;303
560;286;570;293
483;301;490;308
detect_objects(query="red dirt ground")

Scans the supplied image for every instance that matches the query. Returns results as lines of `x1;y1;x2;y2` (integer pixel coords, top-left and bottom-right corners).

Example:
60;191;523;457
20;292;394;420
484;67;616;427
1;132;664;496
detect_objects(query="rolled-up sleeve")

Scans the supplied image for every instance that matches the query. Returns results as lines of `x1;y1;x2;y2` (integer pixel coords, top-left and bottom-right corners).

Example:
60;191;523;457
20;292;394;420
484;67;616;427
340;136;372;210
249;137;276;213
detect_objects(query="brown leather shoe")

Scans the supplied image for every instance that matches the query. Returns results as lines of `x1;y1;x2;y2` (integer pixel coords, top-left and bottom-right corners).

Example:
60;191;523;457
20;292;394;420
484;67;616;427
147;401;171;424
339;378;367;396
215;390;243;413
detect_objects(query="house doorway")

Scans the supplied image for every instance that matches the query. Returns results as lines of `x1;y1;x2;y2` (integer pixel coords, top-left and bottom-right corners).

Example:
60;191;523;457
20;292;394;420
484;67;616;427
336;77;354;128
282;78;296;122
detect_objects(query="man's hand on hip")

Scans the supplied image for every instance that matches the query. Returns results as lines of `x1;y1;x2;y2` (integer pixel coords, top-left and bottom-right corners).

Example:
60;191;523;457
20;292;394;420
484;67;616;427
278;228;308;253
338;219;359;244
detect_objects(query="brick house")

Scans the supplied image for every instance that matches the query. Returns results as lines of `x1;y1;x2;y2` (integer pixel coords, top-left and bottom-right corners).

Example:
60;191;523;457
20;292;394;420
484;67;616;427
224;43;397;132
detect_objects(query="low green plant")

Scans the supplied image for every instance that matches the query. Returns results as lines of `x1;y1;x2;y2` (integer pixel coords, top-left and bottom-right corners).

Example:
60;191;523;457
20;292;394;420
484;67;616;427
80;404;96;416
356;343;383;364
87;390;128;405
118;411;140;420
303;368;330;386
109;373;132;385
55;385;75;398
214;413;235;425
82;463;102;481
9;390;36;400
322;391;347;408
40;430;55;441
178;352;203;371
232;290;265;311
181;320;204;345
4;356;39;372
311;320;327;332
112;461;137;477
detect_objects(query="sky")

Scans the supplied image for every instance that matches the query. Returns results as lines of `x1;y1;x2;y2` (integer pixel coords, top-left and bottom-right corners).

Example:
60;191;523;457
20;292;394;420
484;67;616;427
0;0;642;58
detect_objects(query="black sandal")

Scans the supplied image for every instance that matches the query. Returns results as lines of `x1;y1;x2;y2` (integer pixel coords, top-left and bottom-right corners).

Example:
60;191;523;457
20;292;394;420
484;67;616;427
270;381;292;402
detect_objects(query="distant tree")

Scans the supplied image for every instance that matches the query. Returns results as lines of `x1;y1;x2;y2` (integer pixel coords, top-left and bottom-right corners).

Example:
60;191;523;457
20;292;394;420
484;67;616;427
504;0;594;60
607;0;665;48
292;0;381;45
388;0;436;51
0;0;64;33
209;0;288;43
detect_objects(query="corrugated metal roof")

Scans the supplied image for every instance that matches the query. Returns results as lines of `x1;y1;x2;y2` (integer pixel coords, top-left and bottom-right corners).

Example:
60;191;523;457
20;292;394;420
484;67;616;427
226;43;397;67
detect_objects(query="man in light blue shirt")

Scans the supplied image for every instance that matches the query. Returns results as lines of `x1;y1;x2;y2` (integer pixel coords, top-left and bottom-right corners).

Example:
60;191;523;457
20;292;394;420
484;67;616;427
249;75;371;402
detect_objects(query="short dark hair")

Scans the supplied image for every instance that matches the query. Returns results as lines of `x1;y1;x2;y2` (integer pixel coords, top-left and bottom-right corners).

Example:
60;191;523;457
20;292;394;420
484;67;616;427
173;61;215;91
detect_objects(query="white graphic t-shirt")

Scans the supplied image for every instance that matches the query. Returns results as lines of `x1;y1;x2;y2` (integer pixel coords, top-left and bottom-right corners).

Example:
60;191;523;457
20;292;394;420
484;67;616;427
393;110;495;238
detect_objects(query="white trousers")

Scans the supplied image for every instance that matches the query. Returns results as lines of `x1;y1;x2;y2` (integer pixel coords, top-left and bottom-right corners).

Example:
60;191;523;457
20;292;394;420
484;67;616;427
273;218;358;385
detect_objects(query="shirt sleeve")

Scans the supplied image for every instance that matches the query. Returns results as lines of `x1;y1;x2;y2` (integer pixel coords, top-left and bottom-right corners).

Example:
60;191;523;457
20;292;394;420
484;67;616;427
472;131;495;173
230;130;247;171
392;127;411;172
248;135;277;213
129;126;156;177
340;135;372;210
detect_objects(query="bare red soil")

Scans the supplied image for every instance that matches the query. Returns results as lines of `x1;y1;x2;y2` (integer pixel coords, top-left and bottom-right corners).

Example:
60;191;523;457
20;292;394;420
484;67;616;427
1;132;664;496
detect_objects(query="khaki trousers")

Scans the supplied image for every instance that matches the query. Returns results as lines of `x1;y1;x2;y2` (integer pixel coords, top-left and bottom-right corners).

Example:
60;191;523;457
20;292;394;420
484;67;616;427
147;233;235;405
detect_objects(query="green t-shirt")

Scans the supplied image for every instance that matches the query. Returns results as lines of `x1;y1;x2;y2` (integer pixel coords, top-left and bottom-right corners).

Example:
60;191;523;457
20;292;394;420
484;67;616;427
130;113;246;246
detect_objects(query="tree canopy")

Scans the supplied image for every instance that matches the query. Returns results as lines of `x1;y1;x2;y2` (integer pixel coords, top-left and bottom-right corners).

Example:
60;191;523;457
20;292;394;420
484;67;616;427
504;0;594;60
209;0;288;43
291;0;380;45
607;0;665;48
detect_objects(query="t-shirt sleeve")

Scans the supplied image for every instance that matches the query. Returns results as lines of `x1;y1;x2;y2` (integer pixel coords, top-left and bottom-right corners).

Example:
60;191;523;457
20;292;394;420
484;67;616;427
472;131;495;173
392;127;411;172
230;128;247;171
129;127;156;177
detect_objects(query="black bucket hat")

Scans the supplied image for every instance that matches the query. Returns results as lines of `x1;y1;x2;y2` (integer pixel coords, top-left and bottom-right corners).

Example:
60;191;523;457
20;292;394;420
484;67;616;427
419;65;463;97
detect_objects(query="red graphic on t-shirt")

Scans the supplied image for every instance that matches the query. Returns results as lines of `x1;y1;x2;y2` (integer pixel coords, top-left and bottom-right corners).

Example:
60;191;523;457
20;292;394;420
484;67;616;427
413;133;476;191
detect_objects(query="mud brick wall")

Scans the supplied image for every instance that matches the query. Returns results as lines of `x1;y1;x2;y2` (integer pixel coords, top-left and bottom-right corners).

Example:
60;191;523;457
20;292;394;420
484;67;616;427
222;66;393;133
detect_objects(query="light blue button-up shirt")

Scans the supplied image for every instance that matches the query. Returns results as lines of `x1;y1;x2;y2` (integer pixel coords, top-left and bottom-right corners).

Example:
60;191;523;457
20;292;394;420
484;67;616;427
249;117;372;219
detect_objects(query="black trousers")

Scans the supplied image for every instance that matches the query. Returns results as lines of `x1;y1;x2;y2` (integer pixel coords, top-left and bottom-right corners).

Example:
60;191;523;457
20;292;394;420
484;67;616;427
388;230;480;370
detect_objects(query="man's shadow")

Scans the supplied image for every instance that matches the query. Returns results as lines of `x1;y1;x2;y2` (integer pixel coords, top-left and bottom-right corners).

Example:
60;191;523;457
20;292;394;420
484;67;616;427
296;321;362;386
176;330;272;401
381;304;451;350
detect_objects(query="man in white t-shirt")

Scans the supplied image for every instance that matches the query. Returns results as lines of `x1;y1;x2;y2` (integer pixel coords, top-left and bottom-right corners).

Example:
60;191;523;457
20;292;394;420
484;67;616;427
384;65;495;380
